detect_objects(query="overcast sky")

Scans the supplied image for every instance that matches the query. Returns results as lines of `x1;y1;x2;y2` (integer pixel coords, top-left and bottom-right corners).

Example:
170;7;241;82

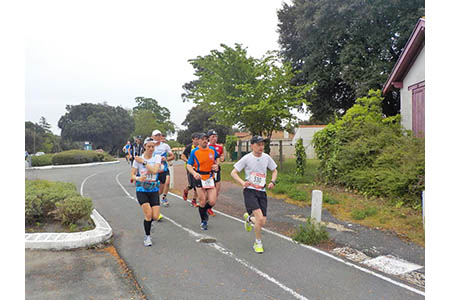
25;0;292;136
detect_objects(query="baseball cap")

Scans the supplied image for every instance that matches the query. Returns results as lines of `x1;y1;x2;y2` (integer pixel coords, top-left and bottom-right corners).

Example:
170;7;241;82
152;130;162;136
207;129;218;137
136;135;142;140
198;132;208;139
143;137;154;145
250;135;264;144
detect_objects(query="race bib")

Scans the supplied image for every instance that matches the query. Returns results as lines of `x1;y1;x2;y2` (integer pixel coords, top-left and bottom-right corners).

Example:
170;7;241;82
249;172;266;189
201;177;215;189
142;170;157;182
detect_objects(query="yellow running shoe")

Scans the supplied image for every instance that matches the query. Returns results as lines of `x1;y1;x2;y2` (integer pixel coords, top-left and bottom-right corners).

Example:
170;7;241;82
158;214;163;221
253;242;264;254
243;213;252;232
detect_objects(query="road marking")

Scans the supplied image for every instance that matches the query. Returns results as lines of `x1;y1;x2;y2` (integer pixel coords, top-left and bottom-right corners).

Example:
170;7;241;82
168;192;425;297
116;172;308;300
80;172;99;196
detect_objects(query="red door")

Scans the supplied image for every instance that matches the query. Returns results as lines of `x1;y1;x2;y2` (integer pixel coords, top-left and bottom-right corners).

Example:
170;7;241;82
411;83;425;137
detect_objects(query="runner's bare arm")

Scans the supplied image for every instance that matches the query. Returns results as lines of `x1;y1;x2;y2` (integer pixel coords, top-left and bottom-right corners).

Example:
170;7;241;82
180;154;188;162
268;168;278;189
231;168;249;188
135;156;144;163
166;151;175;162
187;164;201;180
146;163;161;174
131;167;144;182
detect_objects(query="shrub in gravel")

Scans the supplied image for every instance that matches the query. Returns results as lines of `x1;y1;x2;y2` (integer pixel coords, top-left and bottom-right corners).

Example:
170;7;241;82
293;218;329;245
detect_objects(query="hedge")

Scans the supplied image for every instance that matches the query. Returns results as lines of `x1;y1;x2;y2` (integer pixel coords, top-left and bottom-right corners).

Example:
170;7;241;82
52;150;115;165
30;154;54;166
25;179;93;225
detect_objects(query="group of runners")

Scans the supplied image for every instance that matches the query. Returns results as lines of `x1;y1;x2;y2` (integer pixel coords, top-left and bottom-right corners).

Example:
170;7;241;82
127;130;277;254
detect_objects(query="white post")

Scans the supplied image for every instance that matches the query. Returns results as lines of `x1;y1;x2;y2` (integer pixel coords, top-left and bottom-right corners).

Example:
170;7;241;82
311;190;323;223
422;191;425;226
169;165;174;189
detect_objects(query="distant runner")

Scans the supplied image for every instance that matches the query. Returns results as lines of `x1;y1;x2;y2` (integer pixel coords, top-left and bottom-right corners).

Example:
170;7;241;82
129;136;145;183
131;137;162;247
207;129;225;216
181;132;201;207
123;140;132;164
231;135;278;254
152;130;175;207
186;133;220;230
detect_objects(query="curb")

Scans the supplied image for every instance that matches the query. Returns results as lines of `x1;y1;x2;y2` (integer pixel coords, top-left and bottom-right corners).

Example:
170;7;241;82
25;209;113;250
26;160;120;170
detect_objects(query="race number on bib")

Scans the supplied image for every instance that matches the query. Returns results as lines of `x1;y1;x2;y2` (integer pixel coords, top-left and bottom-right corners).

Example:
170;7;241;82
249;172;266;189
201;177;215;189
142;171;157;182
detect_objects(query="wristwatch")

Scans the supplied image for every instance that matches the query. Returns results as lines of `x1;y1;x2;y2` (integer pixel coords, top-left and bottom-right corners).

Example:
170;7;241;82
143;161;147;166
270;181;276;185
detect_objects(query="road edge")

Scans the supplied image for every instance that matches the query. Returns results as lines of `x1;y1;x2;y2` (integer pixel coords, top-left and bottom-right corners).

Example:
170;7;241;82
26;160;120;170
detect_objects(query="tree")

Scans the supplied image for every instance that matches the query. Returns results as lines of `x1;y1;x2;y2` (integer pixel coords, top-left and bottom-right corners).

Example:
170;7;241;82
58;103;134;154
176;105;232;145
132;97;175;136
182;44;312;149
39;116;52;133
277;0;425;122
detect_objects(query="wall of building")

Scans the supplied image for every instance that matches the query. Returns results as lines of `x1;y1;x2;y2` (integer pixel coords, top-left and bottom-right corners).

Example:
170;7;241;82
292;127;326;159
400;47;425;131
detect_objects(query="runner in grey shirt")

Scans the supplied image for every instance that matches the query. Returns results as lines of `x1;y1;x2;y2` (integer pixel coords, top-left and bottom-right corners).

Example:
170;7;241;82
231;135;278;254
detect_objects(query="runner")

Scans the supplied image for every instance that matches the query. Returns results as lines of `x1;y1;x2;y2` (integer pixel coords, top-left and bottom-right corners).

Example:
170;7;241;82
230;135;278;253
186;133;220;230
131;137;162;247
181;132;200;207
207;129;225;216
123;140;132;164
152;130;175;207
129;136;144;183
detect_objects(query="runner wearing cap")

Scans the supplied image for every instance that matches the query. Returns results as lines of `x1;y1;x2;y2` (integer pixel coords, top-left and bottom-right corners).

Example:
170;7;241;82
231;135;278;253
152;130;175;207
207;129;225;217
181;132;201;207
186;132;220;230
131;137;162;247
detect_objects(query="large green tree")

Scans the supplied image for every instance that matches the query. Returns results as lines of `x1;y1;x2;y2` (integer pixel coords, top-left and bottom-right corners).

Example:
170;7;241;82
58;103;134;153
277;0;425;122
176;105;232;145
132;97;175;137
182;44;312;148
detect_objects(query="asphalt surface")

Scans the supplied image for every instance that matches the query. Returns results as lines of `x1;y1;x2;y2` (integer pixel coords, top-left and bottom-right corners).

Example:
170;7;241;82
26;160;425;300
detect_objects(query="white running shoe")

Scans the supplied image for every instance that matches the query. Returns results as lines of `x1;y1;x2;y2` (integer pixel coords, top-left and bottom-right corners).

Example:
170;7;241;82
144;235;152;247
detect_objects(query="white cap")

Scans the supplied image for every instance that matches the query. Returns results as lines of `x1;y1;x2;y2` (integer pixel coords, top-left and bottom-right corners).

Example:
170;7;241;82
143;137;154;145
152;130;162;136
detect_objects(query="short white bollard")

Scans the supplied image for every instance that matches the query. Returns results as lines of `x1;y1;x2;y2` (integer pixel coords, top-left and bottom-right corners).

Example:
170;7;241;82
311;190;323;223
422;191;425;226
169;165;174;189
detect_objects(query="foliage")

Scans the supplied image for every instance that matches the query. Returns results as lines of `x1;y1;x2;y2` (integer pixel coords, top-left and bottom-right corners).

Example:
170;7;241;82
313;90;424;207
293;218;329;245
25;119;61;154
25;180;87;224
277;0;425;122
52;150;115;165
30;154;54;166
132;97;175;137
58;103;134;154
176;105;232;145
55;195;93;225
351;207;378;220
225;135;238;160
295;138;306;176
182;44;313;145
165;140;183;149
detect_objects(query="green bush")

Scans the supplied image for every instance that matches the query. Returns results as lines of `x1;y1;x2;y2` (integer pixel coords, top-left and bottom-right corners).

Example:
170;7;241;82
295;138;307;176
313;89;424;208
52;150;115;165
225;135;238;161
293;218;329;245
287;188;309;202
323;194;339;205
30;154;54;166
272;182;293;195
25;179;92;225
351;207;378;220
55;195;93;225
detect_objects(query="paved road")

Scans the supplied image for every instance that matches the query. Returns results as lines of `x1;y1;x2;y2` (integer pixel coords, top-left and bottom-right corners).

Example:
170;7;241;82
26;161;425;300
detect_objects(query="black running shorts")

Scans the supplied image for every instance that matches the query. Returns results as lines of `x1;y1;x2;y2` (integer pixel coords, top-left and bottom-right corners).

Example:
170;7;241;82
136;191;160;207
158;170;169;184
243;188;267;217
187;170;196;189
213;166;221;183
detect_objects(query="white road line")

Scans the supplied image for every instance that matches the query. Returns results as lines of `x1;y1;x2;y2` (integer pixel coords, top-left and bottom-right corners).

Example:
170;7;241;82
80;173;99;197
168;192;425;297
116;172;308;300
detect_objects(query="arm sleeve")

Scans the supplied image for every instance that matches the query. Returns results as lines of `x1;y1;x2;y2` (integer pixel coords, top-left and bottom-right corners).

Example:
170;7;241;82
187;150;196;166
233;155;247;172
183;145;191;158
267;155;278;171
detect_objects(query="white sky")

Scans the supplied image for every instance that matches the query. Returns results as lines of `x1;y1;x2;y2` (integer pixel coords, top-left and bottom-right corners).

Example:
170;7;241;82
25;0;291;136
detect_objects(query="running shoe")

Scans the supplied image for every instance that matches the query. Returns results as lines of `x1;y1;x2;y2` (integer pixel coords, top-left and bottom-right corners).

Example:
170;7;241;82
144;235;152;247
158;214;163;221
161;198;169;207
183;188;189;201
191;199;199;207
207;208;216;217
243;213;252;232
253;242;264;254
200;221;208;230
